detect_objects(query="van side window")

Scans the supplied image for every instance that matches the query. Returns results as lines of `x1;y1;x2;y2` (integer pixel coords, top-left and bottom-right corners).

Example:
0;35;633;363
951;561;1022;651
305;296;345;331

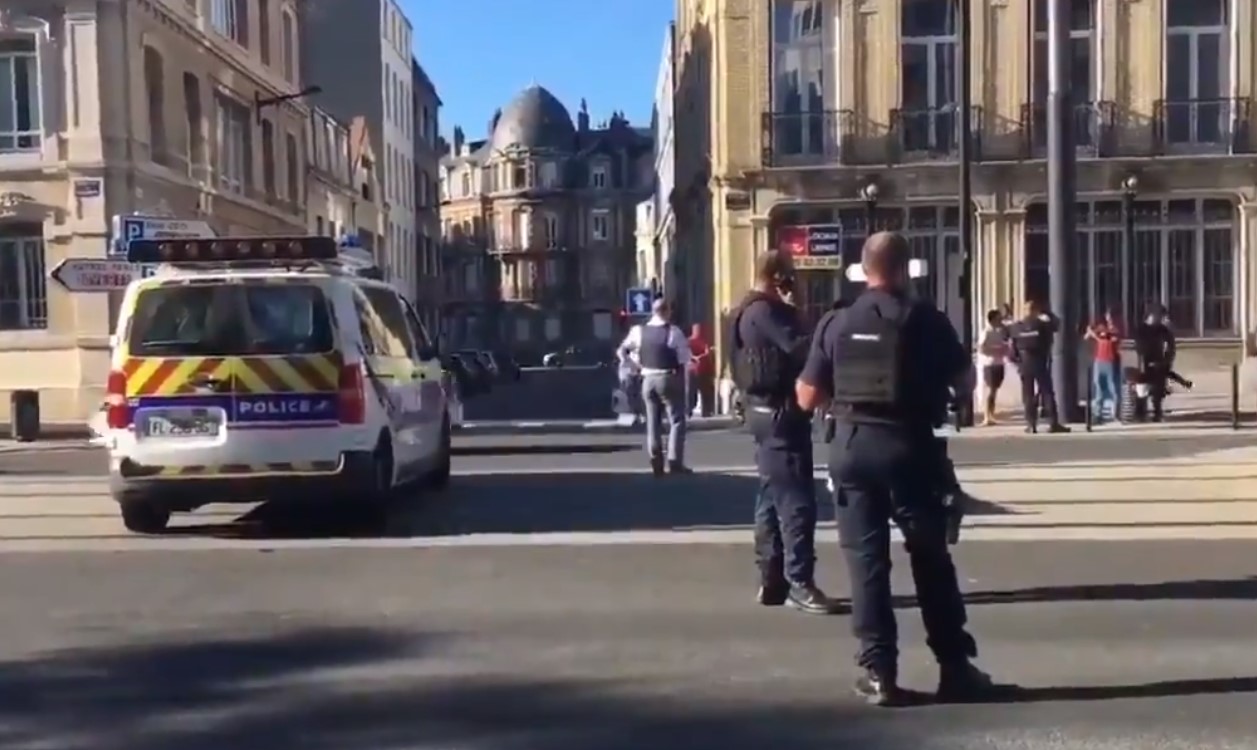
352;294;382;356
361;287;417;359
398;297;434;356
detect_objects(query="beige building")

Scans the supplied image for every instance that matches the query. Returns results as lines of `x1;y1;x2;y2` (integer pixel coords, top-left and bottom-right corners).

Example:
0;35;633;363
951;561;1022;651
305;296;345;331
0;0;315;426
348;116;386;257
412;60;443;333
439;85;653;359
676;0;1257;366
305;107;358;240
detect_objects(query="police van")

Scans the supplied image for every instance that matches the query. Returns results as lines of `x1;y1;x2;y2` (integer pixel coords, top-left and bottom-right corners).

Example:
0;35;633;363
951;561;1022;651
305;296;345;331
100;235;451;533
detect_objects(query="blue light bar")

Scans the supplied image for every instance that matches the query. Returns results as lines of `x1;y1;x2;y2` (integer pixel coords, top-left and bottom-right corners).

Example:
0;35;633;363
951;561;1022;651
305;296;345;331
127;236;340;265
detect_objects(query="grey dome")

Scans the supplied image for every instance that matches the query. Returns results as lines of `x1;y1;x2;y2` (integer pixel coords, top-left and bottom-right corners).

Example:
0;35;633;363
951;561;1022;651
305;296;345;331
489;85;576;152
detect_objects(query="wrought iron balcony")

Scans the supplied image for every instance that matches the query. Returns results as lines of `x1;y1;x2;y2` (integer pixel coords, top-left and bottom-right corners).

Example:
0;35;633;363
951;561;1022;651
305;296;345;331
1019;100;1117;158
1153;97;1252;154
888;106;983;161
761;109;855;167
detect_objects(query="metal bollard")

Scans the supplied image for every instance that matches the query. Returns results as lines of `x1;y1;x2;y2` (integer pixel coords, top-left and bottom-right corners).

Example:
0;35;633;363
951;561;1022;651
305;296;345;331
1084;373;1094;432
1231;363;1240;430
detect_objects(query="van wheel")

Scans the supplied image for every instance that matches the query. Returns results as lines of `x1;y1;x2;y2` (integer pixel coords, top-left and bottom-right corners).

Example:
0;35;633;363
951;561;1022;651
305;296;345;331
424;416;452;490
120;501;171;534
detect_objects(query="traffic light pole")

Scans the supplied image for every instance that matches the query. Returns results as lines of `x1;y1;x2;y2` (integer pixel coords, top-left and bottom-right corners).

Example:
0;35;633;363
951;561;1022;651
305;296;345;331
956;0;975;427
1047;0;1081;422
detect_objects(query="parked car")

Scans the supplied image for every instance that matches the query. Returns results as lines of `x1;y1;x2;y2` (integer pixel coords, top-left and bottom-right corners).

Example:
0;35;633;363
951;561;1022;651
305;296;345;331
445;352;492;398
482;350;522;382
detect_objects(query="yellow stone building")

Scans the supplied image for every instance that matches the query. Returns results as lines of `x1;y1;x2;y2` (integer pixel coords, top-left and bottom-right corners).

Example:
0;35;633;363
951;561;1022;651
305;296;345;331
674;0;1257;366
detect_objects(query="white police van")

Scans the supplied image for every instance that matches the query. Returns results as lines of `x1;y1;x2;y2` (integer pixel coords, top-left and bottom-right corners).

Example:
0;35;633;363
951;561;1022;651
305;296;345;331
100;235;451;533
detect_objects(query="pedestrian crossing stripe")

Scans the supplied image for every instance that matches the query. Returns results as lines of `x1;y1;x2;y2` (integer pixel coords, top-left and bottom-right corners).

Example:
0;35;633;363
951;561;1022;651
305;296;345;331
118;461;342;479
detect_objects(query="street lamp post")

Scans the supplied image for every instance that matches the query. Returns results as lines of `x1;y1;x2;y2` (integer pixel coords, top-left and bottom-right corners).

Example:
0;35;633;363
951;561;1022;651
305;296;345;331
1121;176;1139;317
860;181;880;231
957;0;975;426
1047;0;1081;423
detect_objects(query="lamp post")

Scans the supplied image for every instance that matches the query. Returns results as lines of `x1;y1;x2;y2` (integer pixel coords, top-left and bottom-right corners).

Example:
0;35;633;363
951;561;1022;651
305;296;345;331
1047;0;1080;423
957;0;975;427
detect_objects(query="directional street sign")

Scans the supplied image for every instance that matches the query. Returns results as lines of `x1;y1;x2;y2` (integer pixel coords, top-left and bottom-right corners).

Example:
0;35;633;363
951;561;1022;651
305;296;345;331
49;258;148;292
110;214;216;256
845;258;929;283
625;286;653;316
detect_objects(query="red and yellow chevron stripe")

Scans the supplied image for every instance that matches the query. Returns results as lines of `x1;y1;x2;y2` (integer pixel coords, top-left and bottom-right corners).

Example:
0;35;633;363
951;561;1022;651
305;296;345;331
118;460;343;479
123;355;341;396
234;355;340;394
123;357;231;397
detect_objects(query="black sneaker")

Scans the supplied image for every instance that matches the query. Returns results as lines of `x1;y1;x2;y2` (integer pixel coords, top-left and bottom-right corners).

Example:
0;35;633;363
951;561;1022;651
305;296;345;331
649;457;664;477
757;582;788;606
854;669;904;707
1048;424;1071;434
668;461;692;475
1024;425;1037;434
936;661;999;703
786;583;843;615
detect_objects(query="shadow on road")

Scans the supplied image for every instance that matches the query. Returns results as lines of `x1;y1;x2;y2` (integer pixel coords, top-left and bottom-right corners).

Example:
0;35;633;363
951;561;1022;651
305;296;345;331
0;626;884;750
959;576;1257;606
0;625;1253;749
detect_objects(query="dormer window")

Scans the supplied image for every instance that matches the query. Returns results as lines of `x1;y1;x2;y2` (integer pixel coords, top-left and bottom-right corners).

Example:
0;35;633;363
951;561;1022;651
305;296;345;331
512;161;527;189
539;161;559;188
590;163;608;189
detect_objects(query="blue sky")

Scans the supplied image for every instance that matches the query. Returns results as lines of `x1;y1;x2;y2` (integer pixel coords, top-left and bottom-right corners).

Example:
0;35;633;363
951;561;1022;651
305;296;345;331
403;0;674;141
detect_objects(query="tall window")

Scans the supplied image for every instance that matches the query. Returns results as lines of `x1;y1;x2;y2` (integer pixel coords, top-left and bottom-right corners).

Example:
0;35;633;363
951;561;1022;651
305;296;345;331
258;0;271;65
210;0;249;46
590;163;608;189
214;94;251;194
260;119;276;195
182;73;205;178
1165;0;1230;147
1023;199;1236;337
0;35;41;153
0;225;47;330
900;0;956;152
517;211;531;249
770;0;826;158
281;10;296;83
143;47;167;165
285;132;299;204
1030;0;1095;147
591;210;609;241
544;214;559;248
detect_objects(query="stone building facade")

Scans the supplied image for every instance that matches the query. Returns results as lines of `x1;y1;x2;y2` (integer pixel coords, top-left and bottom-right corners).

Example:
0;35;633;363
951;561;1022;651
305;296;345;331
439;85;653;361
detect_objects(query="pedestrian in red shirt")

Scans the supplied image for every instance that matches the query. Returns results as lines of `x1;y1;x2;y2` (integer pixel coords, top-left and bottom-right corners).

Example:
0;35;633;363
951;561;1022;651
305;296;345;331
1086;308;1123;422
687;323;714;417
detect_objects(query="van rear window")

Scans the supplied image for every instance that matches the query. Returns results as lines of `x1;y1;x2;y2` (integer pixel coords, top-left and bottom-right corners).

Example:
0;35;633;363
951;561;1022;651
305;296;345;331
127;283;335;356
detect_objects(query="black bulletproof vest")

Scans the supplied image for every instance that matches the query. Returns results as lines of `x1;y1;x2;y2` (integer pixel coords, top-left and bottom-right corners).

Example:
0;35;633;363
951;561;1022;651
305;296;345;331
731;295;789;398
1011;318;1049;362
638;324;679;371
830;294;910;420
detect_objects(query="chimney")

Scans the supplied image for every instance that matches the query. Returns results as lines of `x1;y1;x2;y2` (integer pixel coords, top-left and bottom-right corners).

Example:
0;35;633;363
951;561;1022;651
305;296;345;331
453;126;465;155
578;97;590;132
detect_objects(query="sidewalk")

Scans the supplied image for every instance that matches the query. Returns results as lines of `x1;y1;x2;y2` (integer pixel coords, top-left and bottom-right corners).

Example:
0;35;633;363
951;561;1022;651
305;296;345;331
456;416;735;436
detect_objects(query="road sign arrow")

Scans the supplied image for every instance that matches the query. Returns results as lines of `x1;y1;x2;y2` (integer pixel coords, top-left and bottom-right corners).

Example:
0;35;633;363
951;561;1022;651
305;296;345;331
50;258;146;292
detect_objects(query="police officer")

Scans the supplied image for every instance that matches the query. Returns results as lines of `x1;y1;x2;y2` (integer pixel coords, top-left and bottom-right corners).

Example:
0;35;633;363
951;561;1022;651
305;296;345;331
731;250;839;615
1008;300;1069;434
797;231;995;705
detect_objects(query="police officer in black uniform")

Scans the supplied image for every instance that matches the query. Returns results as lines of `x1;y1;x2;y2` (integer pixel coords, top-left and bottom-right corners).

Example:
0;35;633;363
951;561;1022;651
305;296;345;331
797;231;995;705
731;250;839;615
1008;300;1070;434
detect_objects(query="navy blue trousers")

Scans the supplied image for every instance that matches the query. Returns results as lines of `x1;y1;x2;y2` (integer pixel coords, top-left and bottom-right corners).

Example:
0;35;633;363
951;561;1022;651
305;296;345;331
748;405;816;586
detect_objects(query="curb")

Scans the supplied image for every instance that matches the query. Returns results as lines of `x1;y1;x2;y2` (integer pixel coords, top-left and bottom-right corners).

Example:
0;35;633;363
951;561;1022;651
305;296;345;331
455;418;737;436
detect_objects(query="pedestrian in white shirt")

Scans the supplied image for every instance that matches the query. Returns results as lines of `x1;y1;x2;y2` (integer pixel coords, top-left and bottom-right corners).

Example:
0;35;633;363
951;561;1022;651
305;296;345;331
618;297;692;475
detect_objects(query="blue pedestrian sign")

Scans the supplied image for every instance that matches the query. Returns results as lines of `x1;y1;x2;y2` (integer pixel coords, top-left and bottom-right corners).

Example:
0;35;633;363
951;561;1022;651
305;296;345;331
625;287;653;316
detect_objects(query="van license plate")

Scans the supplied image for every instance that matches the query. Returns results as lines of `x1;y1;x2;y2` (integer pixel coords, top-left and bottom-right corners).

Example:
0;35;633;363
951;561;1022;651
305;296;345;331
139;408;223;439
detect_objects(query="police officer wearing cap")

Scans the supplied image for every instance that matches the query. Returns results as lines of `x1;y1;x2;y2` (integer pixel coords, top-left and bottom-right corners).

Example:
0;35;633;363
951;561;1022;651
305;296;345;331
731;250;840;616
796;231;996;706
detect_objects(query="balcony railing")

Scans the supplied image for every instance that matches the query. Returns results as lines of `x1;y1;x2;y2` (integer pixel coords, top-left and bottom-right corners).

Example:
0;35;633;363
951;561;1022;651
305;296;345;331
1019;100;1117;158
889;106;983;161
1153;97;1252;154
761;109;854;167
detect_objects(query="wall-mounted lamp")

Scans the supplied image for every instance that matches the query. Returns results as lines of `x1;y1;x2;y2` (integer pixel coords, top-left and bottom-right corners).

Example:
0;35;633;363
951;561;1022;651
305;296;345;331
859;180;880;228
255;85;323;125
1121;174;1140;197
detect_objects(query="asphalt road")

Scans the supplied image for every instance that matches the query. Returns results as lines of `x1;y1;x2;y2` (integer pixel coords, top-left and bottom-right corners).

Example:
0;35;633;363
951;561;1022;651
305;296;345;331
5;428;1256;477
0;540;1253;749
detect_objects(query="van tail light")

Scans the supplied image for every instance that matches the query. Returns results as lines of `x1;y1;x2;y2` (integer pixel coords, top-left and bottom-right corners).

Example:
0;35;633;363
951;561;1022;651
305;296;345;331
338;364;366;424
105;370;130;429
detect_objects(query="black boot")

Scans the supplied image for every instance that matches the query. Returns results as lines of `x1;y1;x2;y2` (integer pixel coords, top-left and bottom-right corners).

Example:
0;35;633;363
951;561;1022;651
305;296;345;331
649;455;664;477
936;661;1000;703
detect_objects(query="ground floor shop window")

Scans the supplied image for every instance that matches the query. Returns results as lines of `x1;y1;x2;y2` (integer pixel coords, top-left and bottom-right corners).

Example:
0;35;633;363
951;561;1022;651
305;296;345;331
0;222;47;330
1023;198;1235;337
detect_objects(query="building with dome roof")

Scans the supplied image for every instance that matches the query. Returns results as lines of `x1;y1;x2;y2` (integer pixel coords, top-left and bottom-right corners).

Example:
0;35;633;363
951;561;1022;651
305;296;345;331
439;85;654;359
